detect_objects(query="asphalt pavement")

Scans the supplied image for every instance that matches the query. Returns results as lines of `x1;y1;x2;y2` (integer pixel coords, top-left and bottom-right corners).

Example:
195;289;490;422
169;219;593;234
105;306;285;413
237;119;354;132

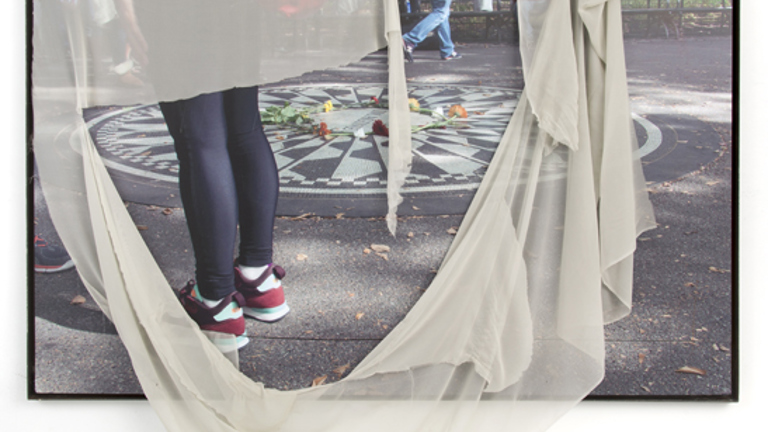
32;36;733;398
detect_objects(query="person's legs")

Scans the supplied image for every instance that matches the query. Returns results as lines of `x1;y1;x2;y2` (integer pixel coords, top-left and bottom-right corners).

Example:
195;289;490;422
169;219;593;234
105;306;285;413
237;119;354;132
223;86;290;323
160;92;239;301
434;3;456;58
222;86;279;269
402;0;452;47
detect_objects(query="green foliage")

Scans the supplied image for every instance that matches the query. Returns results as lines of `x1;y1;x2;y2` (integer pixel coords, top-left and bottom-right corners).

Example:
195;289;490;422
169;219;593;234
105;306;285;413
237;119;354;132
260;102;310;129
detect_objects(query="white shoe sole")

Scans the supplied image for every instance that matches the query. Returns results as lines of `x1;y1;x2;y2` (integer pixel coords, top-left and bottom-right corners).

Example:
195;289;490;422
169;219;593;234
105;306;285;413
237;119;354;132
243;303;290;323
203;331;249;352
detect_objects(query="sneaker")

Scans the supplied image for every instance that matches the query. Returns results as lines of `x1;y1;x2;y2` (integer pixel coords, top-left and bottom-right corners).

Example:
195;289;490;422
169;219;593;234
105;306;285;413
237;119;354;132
34;235;74;273
234;264;290;322
178;281;248;348
403;38;414;63
442;51;463;60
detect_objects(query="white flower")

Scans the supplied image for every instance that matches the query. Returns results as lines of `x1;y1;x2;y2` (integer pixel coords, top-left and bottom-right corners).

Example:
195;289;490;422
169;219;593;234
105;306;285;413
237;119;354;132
354;128;366;138
432;107;444;118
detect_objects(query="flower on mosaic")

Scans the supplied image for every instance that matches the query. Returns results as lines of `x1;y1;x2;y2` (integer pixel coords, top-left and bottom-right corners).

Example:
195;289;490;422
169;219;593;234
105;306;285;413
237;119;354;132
372;119;389;137
370;96;380;104
324;100;334;112
432;106;445;118
354;128;366;138
448;104;468;118
408;98;420;111
318;122;331;136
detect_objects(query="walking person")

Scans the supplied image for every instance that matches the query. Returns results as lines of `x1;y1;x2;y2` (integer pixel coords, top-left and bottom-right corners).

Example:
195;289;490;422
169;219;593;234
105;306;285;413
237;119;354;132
402;0;462;61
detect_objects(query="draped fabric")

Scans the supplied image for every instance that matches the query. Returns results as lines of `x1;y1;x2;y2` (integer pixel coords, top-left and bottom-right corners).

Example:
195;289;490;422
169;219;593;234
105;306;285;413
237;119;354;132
31;0;654;431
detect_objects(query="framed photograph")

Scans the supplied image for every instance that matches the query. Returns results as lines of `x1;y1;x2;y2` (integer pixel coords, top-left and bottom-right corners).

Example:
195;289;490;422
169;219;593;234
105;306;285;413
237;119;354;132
26;0;736;429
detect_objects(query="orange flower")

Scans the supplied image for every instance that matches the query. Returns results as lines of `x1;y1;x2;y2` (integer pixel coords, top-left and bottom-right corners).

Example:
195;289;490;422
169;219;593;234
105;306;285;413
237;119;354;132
448;104;468;118
318;122;331;136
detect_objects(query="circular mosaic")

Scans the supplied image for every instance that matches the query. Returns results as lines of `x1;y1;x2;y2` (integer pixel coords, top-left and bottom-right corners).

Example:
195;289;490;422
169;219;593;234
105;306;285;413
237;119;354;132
85;83;682;212
86;84;521;198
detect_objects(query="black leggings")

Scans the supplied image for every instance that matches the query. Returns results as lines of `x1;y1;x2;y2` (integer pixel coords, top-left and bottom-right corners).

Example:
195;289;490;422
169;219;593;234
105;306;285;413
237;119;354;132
160;86;278;299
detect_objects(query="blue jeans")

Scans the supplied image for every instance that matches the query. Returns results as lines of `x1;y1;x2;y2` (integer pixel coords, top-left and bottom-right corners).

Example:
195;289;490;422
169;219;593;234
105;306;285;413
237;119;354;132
403;0;455;58
160;86;279;299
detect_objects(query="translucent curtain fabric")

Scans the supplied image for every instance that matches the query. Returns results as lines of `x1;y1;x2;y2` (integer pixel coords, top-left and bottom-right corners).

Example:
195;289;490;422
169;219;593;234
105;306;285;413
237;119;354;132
31;0;654;431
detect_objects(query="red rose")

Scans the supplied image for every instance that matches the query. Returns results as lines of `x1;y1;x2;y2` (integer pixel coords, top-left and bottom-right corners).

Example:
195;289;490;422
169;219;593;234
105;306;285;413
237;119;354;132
372;119;389;137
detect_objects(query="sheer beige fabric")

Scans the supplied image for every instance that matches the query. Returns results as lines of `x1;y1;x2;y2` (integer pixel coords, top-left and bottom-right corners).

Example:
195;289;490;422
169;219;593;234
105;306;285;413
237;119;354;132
32;0;654;431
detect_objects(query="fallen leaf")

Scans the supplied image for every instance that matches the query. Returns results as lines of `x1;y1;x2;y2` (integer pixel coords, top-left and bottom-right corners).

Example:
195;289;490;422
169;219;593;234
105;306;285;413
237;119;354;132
638;353;646;364
355;312;365;320
641;385;652;393
139;150;152;157
162;208;173;215
375;252;389;261
706;180;721;186
363;248;371;255
335;213;345;219
412;206;420;210
136;225;148;231
333;364;351;377
311;375;327;387
70;295;86;305
446;227;458;235
291;212;313;221
407;232;415;238
684;282;695;287
676;366;706;376
370;244;390;253
296;253;308;261
708;266;730;273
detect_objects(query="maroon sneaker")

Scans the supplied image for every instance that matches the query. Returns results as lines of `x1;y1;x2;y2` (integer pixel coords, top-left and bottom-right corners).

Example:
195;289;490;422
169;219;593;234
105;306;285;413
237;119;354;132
178;281;248;348
234;264;290;322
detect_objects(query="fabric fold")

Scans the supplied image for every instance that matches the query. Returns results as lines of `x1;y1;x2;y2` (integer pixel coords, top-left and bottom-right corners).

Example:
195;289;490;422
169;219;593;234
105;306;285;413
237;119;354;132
383;0;413;235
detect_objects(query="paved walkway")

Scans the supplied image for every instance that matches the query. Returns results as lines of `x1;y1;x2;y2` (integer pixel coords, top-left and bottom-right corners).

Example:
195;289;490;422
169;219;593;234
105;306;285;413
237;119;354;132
33;36;733;397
